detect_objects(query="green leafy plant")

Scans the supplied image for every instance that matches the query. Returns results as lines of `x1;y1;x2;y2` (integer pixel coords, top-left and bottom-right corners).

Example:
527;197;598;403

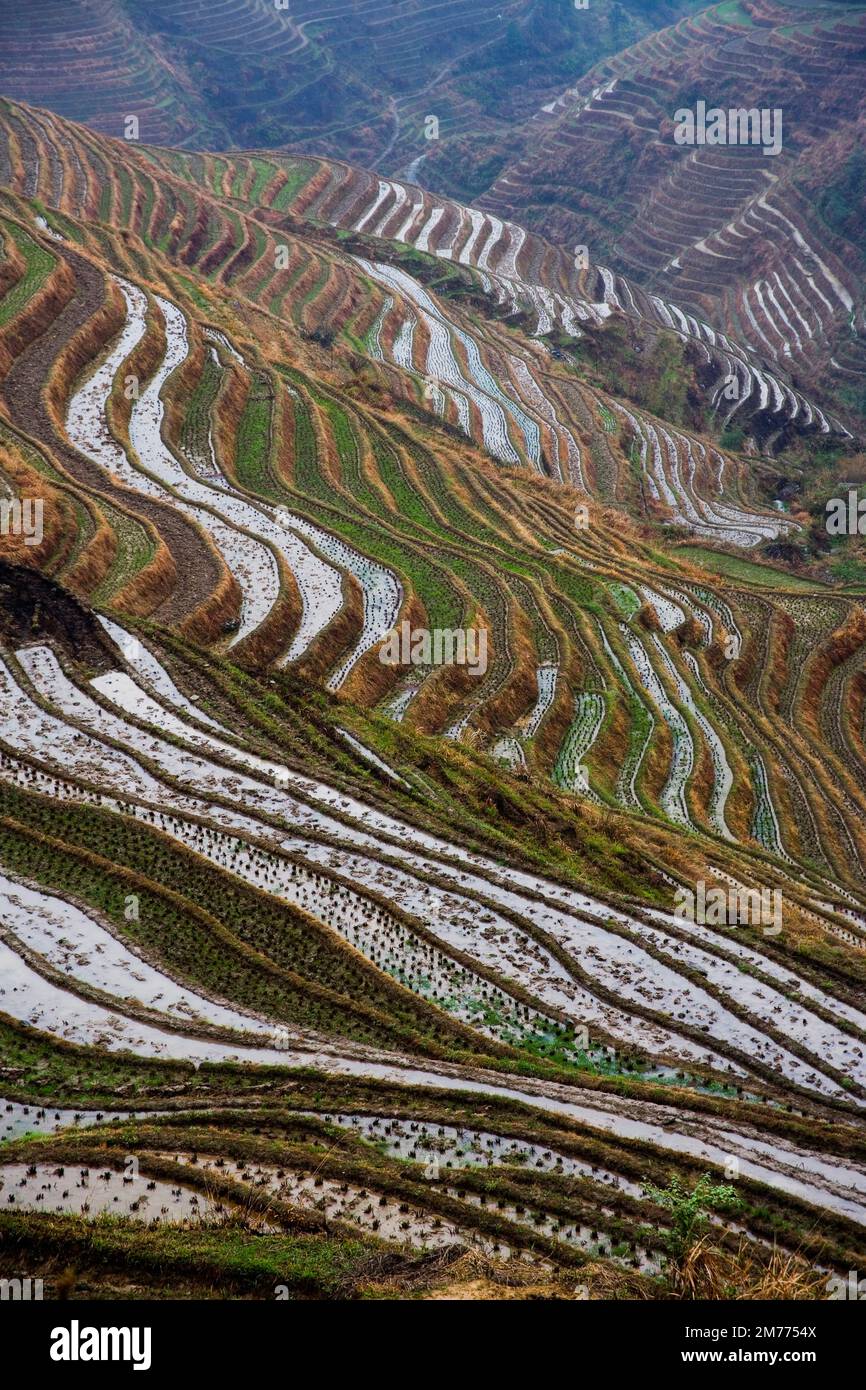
643;1172;740;1262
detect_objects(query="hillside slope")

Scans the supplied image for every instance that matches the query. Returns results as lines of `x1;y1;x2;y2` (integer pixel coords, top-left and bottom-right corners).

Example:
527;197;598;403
473;0;866;425
0;0;703;168
1;97;866;1299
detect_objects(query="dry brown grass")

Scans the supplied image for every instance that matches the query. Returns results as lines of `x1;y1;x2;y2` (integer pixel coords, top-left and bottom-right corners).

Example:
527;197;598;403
110;546;177;617
847;668;866;761
402;1250;654;1301
802;604;866;738
293;571;365;690
764;608;795;715
64;504;117;597
644;700;674;805
45;268;124;427
291;162;333;220
0;233;75;383
0;218;26;299
178;555;243;647
232;574;304;671
688;738;716;827
0;445;73;572
536;645;580;769
477;601;537;736
668;1234;828;1301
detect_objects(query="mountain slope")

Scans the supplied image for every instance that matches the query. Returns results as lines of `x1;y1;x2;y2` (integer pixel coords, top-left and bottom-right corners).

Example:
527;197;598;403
472;0;866;425
0;0;704;167
2;97;866;1298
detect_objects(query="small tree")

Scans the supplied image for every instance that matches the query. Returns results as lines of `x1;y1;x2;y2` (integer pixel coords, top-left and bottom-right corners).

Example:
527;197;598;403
644;1172;740;1263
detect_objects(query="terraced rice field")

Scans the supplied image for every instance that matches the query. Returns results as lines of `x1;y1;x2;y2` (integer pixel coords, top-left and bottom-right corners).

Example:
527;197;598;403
472;0;866;435
0;87;865;1306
